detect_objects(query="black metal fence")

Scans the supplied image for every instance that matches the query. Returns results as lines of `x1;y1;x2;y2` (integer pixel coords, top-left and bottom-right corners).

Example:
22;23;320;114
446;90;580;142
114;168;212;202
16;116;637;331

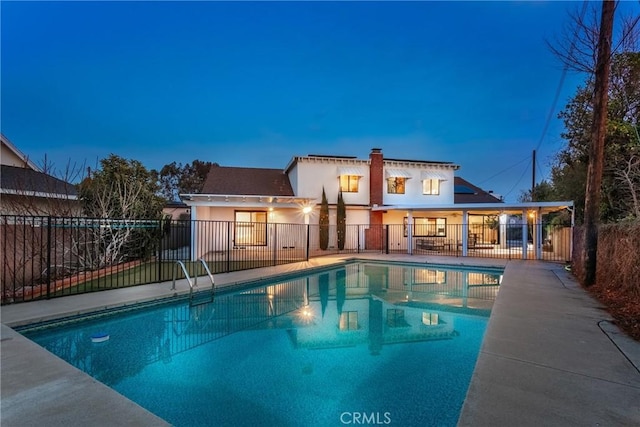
1;215;572;304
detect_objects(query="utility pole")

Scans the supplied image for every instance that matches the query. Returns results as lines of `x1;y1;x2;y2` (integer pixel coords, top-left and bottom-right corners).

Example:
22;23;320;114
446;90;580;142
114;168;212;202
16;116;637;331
582;0;615;286
531;150;536;202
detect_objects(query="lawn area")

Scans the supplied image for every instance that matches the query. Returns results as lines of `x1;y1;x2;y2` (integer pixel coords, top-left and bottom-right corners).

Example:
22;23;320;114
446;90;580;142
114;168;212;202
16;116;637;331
51;258;296;296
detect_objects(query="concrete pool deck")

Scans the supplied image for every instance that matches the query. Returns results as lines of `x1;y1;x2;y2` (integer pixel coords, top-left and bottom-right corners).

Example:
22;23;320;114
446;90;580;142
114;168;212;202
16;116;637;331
1;255;639;426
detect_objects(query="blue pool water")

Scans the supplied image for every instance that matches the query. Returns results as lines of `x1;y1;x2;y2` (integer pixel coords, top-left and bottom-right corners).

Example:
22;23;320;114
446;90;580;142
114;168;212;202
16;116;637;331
21;261;502;427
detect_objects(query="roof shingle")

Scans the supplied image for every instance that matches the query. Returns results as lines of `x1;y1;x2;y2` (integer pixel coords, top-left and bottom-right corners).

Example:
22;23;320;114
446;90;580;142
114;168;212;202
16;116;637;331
200;166;294;196
1;165;78;197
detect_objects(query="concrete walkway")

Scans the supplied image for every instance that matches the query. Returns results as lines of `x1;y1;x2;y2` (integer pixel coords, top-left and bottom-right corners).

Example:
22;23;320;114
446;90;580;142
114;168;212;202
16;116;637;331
458;260;640;426
1;255;639;426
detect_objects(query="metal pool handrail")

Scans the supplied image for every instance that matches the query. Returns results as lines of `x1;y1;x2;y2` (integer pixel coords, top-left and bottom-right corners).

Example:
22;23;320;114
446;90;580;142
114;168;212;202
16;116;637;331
172;260;214;305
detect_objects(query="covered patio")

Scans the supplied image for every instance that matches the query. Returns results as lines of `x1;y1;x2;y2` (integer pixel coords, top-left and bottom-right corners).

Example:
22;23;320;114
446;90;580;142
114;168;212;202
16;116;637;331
375;201;574;261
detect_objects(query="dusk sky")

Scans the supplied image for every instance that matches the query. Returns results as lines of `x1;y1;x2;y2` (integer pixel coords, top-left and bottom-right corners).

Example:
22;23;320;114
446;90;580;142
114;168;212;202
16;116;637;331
2;1;638;202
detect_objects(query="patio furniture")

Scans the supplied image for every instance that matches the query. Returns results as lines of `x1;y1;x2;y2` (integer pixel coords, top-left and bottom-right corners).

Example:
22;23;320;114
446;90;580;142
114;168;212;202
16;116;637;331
416;239;445;251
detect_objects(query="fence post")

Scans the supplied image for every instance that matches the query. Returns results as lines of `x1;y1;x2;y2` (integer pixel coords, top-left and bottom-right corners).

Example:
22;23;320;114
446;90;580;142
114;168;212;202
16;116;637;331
306;224;310;261
157;219;163;282
273;223;278;267
385;225;389;254
226;221;232;273
46;216;52;299
357;225;361;253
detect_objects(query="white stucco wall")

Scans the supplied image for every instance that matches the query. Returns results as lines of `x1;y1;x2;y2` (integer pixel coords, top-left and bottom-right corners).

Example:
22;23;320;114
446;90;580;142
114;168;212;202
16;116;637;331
288;157;371;206
1;141;30;168
287;156;457;208
381;163;455;206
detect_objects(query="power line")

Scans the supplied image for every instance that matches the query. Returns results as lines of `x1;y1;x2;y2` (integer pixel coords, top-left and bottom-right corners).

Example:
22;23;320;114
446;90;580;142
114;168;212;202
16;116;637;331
504;159;533;199
476;155;531;186
534;0;590;153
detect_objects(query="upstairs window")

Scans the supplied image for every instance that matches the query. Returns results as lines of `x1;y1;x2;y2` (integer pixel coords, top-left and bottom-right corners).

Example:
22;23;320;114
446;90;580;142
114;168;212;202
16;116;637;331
339;175;359;193
387;177;406;194
423;179;440;195
339;311;359;331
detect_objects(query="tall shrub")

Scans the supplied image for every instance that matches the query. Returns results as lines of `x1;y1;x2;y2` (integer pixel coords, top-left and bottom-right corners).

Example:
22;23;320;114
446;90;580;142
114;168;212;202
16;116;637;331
319;188;329;250
337;191;346;250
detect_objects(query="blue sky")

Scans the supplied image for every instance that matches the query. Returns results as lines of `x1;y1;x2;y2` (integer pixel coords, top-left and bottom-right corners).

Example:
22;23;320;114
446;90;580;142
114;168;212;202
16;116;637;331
2;1;637;201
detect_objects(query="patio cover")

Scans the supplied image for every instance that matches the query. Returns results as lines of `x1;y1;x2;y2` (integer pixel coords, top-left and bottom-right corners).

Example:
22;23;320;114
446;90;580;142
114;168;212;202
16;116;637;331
371;201;574;216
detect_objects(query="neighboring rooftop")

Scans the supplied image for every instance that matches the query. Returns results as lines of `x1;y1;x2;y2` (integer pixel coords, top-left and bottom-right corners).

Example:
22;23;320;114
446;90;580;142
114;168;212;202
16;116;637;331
454;177;502;204
0;165;78;198
0;134;41;171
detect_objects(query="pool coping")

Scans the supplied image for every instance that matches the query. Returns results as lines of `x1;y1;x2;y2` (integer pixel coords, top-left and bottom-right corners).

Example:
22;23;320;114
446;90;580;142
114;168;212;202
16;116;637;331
2;254;639;426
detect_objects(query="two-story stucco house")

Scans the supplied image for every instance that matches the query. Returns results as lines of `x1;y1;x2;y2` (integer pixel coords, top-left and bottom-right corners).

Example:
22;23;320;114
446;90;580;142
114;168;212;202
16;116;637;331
182;148;573;260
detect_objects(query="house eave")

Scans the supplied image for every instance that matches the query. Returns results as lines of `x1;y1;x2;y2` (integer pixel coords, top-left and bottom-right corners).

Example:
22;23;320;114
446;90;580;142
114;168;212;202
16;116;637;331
372;201;574;214
0;188;79;200
180;194;315;208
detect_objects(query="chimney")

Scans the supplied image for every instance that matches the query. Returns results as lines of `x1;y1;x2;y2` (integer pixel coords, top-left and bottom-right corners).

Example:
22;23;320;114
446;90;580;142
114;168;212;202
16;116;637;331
369;148;383;208
366;148;384;250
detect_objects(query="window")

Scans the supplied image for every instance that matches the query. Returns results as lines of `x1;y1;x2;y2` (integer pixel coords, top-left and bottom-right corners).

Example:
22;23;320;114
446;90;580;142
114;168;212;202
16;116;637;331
413;269;446;284
234;211;267;246
387;177;406;194
387;309;408;327
423;179;440;195
404;217;447;237
339;311;358;331
422;312;440;326
468;273;502;285
340;175;359;192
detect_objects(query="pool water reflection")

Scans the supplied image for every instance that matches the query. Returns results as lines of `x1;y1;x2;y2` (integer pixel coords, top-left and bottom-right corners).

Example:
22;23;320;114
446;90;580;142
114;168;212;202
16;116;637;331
21;262;502;427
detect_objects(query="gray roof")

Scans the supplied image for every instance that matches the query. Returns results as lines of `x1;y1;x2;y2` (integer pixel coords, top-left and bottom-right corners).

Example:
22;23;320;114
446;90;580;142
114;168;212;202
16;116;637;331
454;177;502;204
200;166;294;196
1;165;78;197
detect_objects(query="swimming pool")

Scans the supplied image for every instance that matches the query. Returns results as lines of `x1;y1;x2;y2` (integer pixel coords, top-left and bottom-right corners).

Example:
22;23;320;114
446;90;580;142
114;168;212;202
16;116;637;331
20;261;502;427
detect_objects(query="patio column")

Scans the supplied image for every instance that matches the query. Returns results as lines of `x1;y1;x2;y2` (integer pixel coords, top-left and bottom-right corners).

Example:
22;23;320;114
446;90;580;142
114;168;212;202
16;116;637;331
462;210;469;256
462;270;469;308
521;209;528;260
407;210;413;255
535;208;543;260
499;213;508;249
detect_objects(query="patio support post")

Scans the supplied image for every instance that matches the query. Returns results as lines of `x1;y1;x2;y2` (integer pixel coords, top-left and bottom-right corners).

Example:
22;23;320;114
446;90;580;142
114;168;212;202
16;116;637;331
407;210;413;255
535;208;543;260
306;224;310;260
499;213;508;249
462;270;469;308
522;209;528;260
462;210;469;257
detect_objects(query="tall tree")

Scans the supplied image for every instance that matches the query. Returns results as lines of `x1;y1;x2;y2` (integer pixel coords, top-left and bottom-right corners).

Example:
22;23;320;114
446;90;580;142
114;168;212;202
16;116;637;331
582;0;615;287
552;51;640;223
80;155;164;219
155;160;216;201
337;190;346;250
79;155;165;266
319;187;329;250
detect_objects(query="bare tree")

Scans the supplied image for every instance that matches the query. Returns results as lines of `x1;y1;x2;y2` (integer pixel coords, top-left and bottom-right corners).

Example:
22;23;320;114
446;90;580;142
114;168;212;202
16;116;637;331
612;154;640;218
548;1;639;74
